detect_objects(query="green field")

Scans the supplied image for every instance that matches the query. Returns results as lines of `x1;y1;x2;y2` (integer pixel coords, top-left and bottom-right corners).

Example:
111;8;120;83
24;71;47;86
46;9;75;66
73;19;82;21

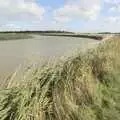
0;36;120;120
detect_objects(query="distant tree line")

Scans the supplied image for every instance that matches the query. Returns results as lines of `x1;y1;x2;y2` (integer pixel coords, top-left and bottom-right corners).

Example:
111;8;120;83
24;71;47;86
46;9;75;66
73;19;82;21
0;30;74;34
98;32;120;34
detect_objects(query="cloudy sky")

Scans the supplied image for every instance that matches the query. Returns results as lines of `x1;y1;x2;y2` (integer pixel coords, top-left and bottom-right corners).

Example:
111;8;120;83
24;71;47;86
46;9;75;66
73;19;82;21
0;0;120;32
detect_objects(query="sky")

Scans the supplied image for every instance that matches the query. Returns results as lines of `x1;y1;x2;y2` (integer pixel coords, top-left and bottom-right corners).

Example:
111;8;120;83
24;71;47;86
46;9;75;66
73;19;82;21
0;0;120;32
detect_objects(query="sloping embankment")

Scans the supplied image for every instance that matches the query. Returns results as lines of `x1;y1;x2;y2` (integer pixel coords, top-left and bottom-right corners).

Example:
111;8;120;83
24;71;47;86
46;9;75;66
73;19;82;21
0;33;33;41
38;33;103;40
0;36;120;120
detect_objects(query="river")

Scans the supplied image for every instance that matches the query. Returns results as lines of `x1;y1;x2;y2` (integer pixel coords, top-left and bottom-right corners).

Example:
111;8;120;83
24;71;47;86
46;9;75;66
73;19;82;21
0;35;99;79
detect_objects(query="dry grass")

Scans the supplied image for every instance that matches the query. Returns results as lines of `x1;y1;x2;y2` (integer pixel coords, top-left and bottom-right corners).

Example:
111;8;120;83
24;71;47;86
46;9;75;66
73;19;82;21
0;36;120;120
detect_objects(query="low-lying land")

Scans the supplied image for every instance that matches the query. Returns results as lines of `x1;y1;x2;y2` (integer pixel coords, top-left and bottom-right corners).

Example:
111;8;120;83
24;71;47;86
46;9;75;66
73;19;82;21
0;33;33;41
0;31;104;41
0;36;120;120
37;33;103;40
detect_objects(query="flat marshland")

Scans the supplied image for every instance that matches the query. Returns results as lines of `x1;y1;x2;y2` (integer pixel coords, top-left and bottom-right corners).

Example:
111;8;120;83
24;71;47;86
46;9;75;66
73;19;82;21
0;33;33;41
0;33;120;120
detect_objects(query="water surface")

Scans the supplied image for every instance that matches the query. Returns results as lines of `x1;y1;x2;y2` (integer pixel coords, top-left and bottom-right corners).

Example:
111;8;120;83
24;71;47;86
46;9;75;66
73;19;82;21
0;35;99;78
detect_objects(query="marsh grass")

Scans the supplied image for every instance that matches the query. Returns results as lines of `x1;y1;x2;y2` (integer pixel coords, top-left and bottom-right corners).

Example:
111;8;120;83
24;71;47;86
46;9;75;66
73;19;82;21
0;33;32;41
0;36;120;120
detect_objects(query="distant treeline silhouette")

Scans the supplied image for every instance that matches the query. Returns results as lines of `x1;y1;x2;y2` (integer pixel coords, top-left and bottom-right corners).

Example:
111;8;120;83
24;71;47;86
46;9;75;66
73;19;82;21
98;32;120;34
0;31;119;34
0;30;74;34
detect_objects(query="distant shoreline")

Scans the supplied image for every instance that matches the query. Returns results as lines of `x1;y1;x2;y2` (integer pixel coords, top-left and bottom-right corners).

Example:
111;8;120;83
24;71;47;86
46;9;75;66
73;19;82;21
36;33;103;40
0;31;104;40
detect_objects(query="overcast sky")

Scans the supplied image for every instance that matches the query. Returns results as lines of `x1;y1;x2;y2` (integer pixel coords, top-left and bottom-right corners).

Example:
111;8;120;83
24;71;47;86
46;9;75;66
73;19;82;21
0;0;120;32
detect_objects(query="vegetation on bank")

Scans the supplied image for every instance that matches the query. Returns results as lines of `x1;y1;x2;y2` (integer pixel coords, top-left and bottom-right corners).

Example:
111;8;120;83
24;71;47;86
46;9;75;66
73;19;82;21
0;33;33;41
0;31;103;41
37;33;103;40
0;36;120;120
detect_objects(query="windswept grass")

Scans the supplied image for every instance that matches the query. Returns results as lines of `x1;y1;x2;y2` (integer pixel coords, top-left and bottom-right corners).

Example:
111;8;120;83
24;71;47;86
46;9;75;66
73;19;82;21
0;36;120;120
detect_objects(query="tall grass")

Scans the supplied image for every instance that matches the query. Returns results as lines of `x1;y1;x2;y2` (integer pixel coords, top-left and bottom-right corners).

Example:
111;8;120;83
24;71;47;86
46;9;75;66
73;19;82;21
0;36;120;120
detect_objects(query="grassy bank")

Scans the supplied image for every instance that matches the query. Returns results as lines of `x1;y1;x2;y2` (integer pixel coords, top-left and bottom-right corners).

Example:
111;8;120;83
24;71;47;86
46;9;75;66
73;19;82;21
0;33;32;41
37;33;103;40
0;32;103;41
0;36;120;120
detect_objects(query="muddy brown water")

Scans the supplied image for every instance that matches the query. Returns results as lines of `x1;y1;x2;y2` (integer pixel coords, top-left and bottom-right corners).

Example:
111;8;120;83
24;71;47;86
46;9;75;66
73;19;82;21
0;35;99;79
